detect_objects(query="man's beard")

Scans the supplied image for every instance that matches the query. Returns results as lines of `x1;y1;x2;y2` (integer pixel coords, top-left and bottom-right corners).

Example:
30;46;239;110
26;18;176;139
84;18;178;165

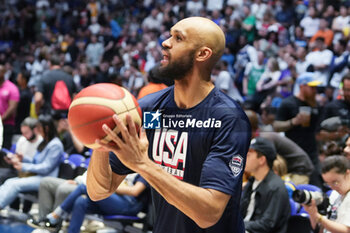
158;49;195;81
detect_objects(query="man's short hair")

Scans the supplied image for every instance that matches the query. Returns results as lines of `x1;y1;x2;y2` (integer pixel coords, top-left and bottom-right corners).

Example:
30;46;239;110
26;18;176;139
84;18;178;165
21;117;38;130
50;54;61;66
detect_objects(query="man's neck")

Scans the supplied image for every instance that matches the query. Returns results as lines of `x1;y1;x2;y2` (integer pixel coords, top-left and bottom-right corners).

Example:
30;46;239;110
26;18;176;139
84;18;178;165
28;135;40;144
296;93;316;107
253;166;270;181
51;65;60;70
173;77;214;109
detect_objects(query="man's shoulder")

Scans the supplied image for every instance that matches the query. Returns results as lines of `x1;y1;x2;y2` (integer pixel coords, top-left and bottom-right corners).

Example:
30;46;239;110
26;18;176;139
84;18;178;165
326;99;349;108
3;80;19;91
280;95;298;106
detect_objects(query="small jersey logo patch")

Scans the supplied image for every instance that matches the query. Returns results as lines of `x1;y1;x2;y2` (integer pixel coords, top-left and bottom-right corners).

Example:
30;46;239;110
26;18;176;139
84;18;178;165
229;155;243;177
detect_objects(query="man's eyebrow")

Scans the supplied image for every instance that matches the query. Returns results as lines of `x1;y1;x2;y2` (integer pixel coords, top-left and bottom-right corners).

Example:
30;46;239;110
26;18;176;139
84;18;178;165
171;29;186;38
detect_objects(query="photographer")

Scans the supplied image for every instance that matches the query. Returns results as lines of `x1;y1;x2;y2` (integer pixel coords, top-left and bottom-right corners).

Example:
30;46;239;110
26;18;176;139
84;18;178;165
303;155;350;233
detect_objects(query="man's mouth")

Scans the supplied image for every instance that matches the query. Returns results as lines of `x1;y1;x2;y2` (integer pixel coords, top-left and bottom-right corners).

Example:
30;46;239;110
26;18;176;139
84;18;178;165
161;52;170;65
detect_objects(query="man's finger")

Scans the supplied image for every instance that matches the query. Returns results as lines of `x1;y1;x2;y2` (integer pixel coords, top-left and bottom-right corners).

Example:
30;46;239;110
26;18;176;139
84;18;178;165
113;114;131;143
102;123;123;147
126;114;137;137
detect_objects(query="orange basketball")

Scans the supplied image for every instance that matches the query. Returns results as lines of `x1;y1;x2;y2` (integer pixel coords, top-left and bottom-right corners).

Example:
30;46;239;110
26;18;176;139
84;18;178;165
68;83;142;150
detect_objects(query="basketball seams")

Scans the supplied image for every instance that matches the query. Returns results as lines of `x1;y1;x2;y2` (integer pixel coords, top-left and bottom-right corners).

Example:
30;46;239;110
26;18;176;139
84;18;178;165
69;97;128;113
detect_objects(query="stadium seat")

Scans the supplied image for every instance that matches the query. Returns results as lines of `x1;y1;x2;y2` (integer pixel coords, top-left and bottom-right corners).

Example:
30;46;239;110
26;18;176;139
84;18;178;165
10;144;16;153
85;202;153;233
67;154;86;167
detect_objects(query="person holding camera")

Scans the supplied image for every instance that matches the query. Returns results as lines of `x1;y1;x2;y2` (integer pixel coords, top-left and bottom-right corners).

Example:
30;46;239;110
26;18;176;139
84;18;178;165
240;137;290;233
303;155;350;233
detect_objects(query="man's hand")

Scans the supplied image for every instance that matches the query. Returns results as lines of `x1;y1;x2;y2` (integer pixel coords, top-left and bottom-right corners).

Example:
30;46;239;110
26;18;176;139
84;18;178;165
97;114;149;173
65;180;77;185
15;153;23;162
3;155;13;165
292;112;310;127
13;161;22;171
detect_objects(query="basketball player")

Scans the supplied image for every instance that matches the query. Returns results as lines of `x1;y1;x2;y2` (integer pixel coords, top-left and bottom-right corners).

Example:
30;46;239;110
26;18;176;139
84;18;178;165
87;17;251;233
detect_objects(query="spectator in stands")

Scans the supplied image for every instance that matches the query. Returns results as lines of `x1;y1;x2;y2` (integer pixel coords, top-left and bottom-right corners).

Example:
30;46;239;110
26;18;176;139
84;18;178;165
55;114;87;156
186;0;204;17
274;73;323;187
246;110;314;185
318;74;350;142
0;117;44;212
305;37;333;87
0;64;20;150
137;64;169;100
34;55;77;116
15;70;32;134
241;137;290;233
243;50;265;97
0;117;43;184
35;174;149;233
27;172;87;228
303;155;350;233
242;5;257;44
300;6;320;39
331;5;350;44
253;57;281;109
0;114;63;210
328;39;349;93
212;60;243;103
142;8;162;32
309;18;334;48
85;34;104;68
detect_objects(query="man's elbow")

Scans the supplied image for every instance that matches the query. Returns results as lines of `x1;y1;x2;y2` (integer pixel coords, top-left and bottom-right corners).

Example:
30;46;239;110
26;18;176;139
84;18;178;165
86;180;112;201
87;185;110;201
194;211;223;229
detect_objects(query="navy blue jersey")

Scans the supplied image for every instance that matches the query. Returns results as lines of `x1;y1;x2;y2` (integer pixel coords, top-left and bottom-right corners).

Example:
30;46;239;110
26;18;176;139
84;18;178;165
110;86;251;233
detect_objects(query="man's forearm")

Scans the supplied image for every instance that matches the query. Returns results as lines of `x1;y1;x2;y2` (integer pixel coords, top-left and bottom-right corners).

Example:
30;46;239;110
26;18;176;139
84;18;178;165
273;120;293;132
135;159;230;229
2;101;18;121
87;150;125;201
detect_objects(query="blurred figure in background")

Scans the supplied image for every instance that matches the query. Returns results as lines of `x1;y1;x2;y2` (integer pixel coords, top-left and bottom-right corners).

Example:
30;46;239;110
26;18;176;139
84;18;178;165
0;65;20;149
303;155;350;233
0;114;63;210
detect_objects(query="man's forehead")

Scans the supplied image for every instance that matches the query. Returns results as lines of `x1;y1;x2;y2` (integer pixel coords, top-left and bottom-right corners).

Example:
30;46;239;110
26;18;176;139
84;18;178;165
171;22;190;36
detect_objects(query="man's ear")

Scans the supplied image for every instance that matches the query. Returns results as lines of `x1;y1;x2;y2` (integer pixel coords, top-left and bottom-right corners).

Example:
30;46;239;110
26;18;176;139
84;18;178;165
259;155;267;166
196;47;212;62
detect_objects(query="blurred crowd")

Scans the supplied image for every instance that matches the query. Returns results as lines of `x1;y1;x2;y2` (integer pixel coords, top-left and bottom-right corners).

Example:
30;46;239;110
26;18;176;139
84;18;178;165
1;0;350;232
